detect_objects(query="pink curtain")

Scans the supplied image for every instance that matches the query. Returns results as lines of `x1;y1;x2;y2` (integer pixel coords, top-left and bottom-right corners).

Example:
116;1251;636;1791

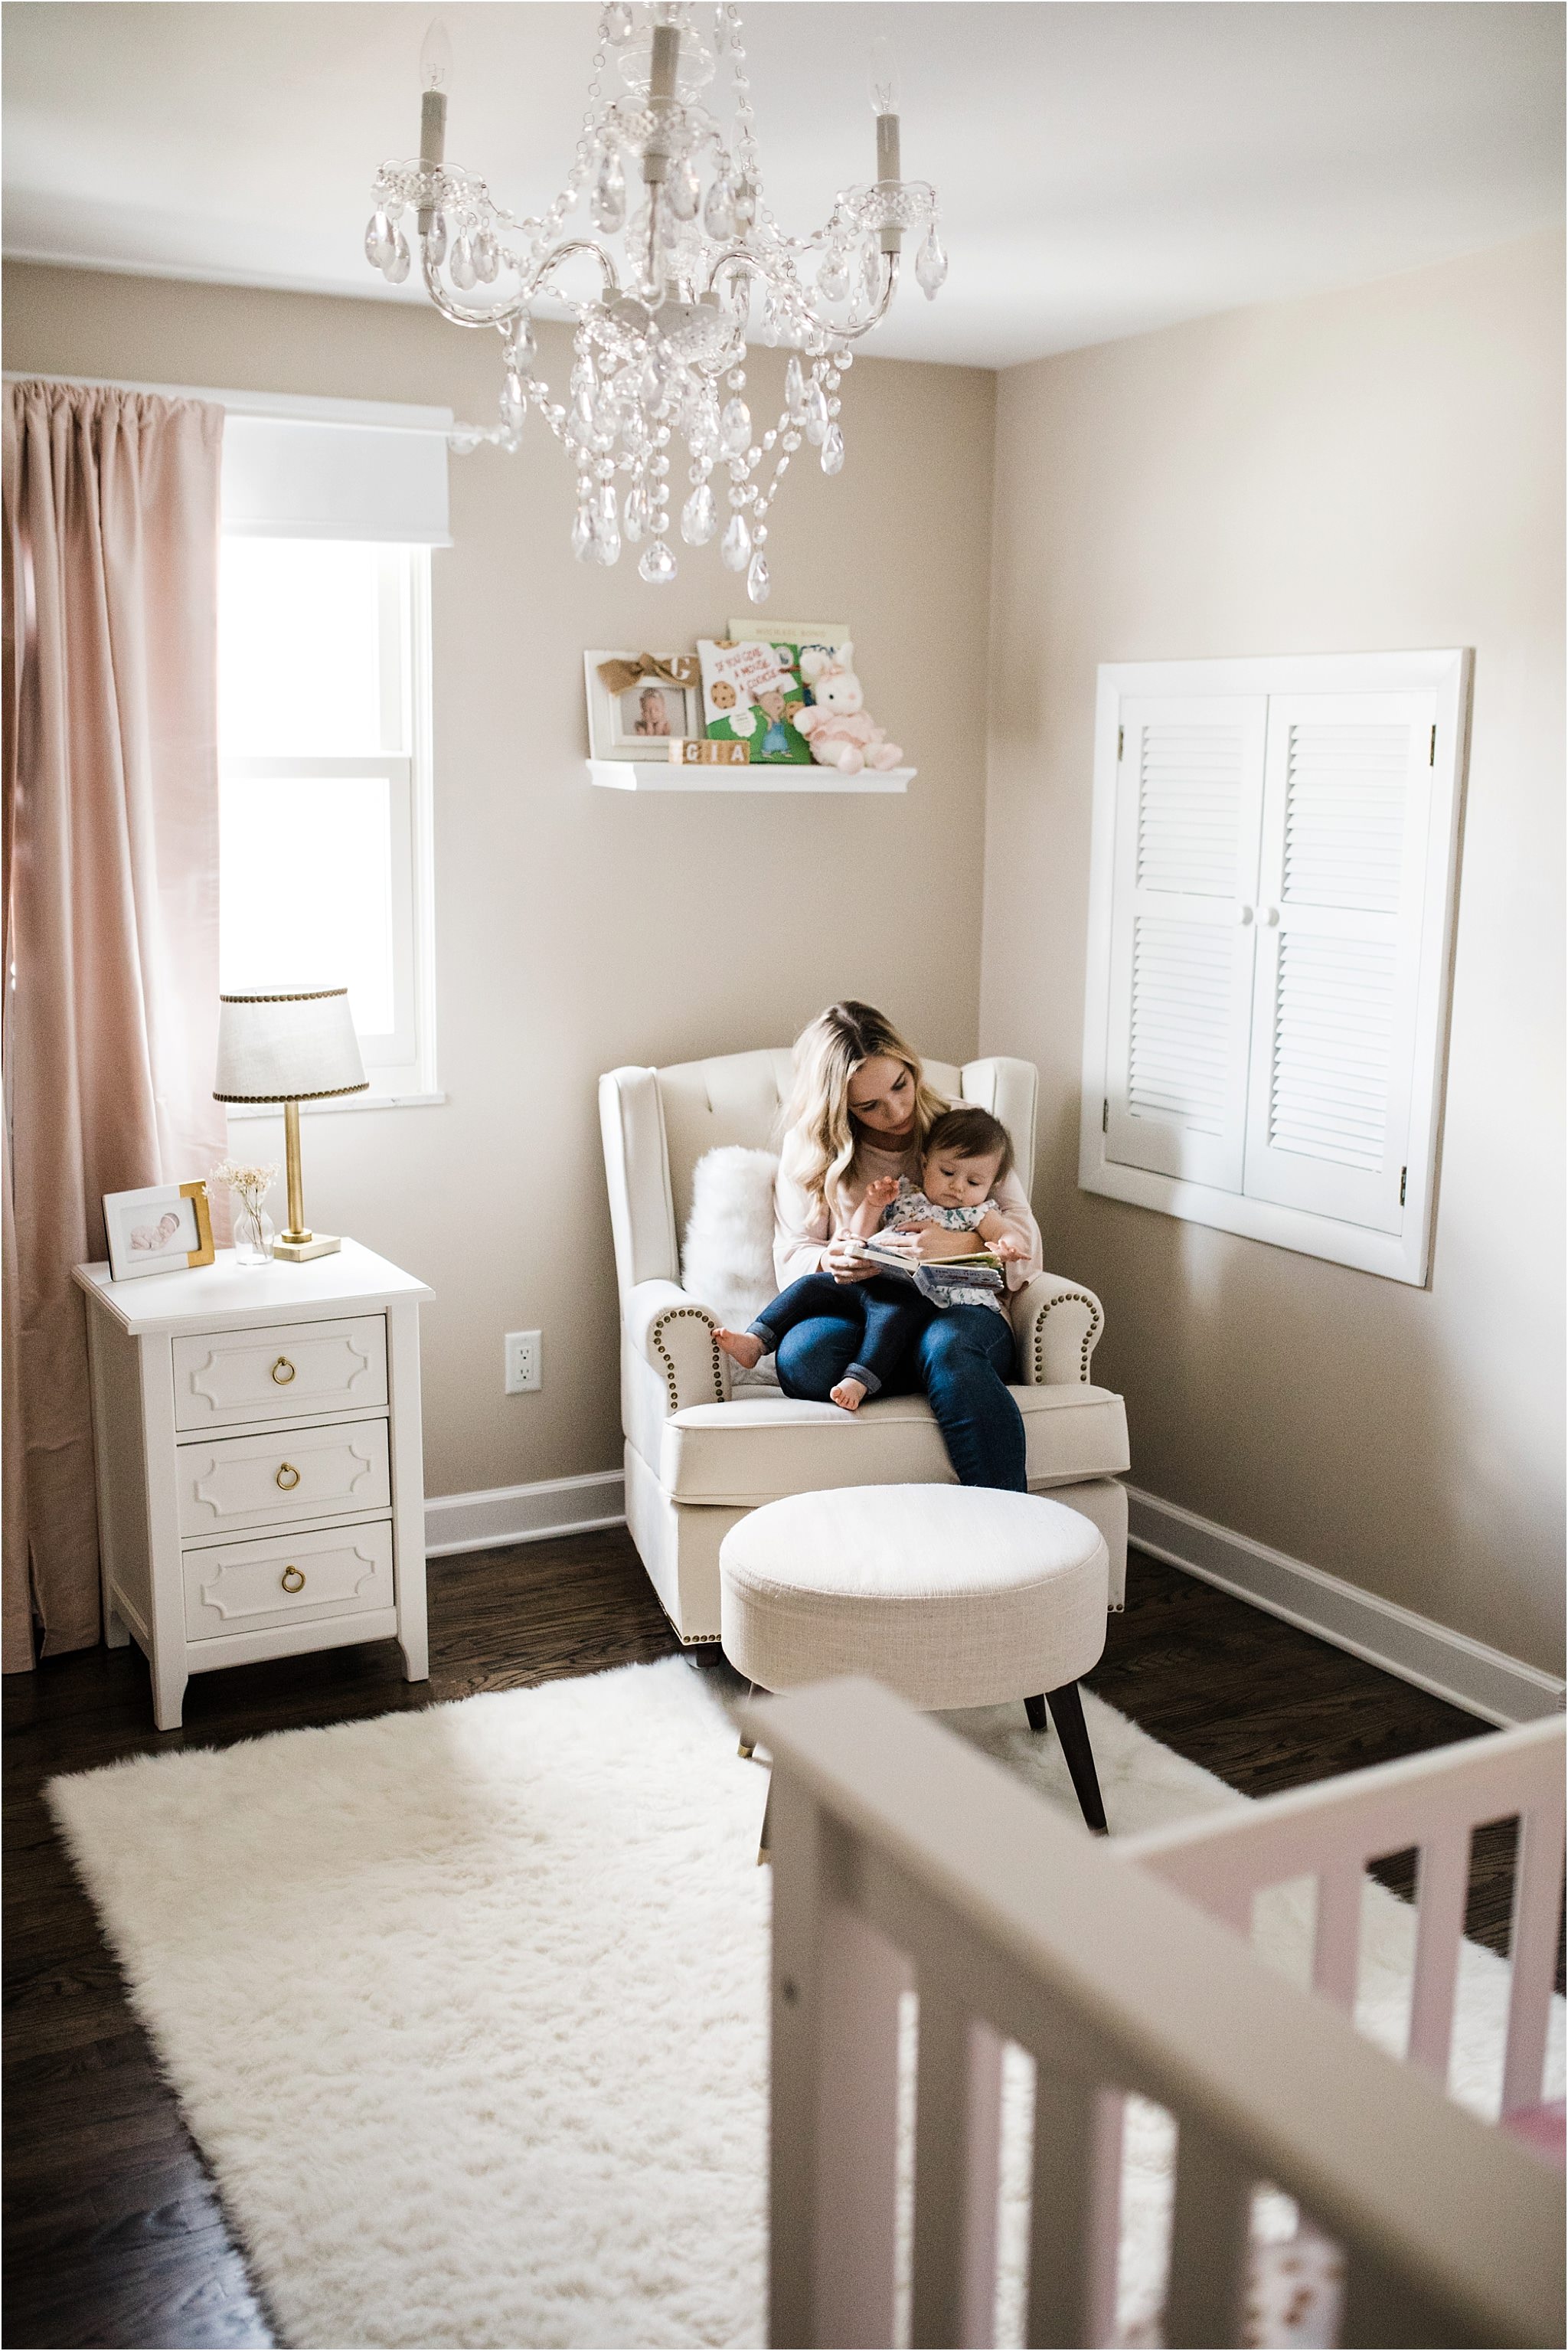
2;382;227;1667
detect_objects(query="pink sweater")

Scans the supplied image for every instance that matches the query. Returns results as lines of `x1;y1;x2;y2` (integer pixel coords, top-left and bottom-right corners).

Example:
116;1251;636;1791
773;1131;1043;1293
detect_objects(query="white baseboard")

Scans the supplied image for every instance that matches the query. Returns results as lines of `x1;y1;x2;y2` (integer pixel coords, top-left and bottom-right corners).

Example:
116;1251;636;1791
1127;1484;1566;1729
425;1470;626;1558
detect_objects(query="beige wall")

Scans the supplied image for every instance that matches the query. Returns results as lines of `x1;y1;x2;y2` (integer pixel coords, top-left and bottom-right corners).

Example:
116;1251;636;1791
5;262;997;1501
982;231;1566;1671
11;234;1562;1673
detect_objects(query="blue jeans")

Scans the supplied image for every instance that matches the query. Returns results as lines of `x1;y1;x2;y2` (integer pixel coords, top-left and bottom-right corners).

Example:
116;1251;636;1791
775;1291;1027;1491
751;1271;932;1397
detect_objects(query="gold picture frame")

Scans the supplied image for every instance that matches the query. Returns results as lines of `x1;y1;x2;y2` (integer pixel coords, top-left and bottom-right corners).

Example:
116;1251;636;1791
103;1179;216;1282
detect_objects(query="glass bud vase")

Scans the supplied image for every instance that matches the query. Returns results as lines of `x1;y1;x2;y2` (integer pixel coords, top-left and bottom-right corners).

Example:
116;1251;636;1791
232;1195;276;1267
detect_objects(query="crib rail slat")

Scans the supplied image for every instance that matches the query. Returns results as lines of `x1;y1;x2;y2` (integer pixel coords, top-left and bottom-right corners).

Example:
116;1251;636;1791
768;1782;909;2351
960;2021;1006;2349
911;1982;969;2349
1407;1830;1469;2076
1024;2065;1099;2349
1341;2248;1463;2349
1312;1862;1364;2010
1502;1787;1568;2114
1163;2119;1253;2348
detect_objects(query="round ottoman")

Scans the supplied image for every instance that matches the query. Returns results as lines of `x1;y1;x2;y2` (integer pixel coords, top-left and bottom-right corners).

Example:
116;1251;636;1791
720;1484;1109;1831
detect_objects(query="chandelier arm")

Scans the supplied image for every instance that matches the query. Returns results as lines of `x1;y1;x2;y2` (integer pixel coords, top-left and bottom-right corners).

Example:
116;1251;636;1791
528;239;622;300
844;259;901;341
417;236;620;332
420;247;534;332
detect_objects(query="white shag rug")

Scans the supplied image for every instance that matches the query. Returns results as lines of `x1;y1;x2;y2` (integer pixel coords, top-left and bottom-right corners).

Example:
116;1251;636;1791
49;1659;1563;2351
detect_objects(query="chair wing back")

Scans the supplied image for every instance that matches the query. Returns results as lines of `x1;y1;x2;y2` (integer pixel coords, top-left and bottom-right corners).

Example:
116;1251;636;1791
961;1055;1037;1195
656;1048;795;1244
599;1047;1038;1304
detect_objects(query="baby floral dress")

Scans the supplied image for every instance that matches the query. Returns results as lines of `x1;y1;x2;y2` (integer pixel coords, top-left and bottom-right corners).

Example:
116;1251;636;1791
881;1178;1006;1313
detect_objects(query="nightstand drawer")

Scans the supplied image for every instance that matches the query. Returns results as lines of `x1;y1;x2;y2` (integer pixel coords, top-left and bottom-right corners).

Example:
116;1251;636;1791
178;1417;390;1539
172;1316;387;1431
183;1519;394;1640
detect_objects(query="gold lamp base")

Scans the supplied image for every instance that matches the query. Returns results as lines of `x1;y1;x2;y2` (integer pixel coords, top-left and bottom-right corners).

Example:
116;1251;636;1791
273;1233;343;1263
270;1101;345;1263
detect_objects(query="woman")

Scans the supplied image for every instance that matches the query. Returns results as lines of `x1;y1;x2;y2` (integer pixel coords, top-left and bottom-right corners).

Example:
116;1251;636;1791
772;1001;1041;1489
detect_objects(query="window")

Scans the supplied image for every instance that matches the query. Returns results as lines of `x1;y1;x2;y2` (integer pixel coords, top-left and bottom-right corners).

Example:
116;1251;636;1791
218;538;435;1100
1079;651;1470;1285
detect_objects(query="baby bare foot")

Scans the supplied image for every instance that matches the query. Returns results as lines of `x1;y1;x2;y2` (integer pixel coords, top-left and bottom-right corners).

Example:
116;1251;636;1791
715;1328;764;1371
831;1376;868;1411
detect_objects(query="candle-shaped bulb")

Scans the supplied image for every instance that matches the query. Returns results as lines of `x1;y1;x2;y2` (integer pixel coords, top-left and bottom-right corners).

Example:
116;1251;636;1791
420;18;453;91
867;36;900;116
868;36;901;189
418;18;451;204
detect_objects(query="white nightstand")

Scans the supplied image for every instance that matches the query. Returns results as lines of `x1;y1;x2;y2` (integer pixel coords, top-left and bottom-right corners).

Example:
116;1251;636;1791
74;1240;433;1730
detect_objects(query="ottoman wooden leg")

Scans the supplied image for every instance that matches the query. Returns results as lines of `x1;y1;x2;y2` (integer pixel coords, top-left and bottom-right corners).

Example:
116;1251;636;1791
738;1682;758;1760
1024;1693;1047;1734
1045;1681;1108;1835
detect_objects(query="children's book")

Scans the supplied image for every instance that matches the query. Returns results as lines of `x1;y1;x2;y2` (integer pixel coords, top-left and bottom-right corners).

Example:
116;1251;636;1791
847;1234;1006;1306
696;637;815;764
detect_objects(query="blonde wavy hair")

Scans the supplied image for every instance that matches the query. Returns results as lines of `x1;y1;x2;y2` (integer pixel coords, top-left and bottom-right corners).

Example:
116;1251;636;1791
780;1001;949;1208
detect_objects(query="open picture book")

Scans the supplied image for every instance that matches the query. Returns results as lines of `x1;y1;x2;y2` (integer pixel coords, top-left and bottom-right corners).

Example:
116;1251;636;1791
845;1234;1007;1304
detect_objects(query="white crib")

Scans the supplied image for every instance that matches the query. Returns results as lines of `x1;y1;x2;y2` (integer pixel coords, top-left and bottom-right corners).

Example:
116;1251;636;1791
752;1679;1564;2349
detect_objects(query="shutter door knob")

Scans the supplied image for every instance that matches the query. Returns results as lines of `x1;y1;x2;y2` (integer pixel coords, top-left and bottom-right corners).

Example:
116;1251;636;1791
1236;904;1255;925
1263;905;1281;927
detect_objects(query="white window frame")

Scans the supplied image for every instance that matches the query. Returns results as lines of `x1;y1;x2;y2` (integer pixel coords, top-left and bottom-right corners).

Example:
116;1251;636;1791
220;542;439;1111
1079;649;1471;1286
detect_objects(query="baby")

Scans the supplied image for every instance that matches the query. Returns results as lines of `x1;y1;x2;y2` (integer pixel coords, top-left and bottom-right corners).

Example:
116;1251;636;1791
129;1209;183;1254
716;1106;1027;1412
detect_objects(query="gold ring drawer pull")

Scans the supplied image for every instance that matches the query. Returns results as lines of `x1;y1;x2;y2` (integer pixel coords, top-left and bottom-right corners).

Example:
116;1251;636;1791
280;1565;305;1594
275;1463;301;1492
271;1356;296;1385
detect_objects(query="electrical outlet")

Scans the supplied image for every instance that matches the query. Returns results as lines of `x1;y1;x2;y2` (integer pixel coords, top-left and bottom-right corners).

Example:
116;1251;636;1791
504;1329;541;1395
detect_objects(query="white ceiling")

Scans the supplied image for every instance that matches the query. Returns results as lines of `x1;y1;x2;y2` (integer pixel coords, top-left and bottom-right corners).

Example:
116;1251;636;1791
3;2;1562;369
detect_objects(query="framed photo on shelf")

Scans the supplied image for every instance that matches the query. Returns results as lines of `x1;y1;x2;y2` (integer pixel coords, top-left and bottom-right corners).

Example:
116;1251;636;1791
103;1181;216;1283
584;652;703;760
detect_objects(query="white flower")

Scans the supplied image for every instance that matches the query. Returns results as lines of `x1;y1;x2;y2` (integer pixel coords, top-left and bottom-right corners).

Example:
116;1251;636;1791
211;1160;279;1209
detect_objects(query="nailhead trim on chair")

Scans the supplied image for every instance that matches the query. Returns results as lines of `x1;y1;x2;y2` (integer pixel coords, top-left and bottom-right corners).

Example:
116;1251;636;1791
651;1306;727;1410
1032;1290;1103;1385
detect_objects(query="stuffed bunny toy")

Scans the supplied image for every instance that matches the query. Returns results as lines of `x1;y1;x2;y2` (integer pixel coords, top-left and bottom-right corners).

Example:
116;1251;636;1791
795;644;903;773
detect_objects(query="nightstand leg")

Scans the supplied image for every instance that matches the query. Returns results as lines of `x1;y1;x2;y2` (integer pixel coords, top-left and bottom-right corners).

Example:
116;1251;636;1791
398;1623;429;1682
105;1605;131;1650
152;1659;188;1731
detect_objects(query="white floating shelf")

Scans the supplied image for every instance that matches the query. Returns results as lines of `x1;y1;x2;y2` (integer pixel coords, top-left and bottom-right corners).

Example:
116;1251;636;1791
587;759;914;795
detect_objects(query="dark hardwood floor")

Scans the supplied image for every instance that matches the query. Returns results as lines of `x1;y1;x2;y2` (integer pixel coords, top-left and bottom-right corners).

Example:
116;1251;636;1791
2;1532;1530;2349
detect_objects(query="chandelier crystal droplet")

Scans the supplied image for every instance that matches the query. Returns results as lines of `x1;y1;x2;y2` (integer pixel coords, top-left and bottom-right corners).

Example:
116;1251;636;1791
368;4;945;598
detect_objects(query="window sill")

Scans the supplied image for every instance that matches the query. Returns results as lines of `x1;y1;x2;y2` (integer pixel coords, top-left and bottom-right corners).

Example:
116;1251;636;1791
226;1091;447;1120
1078;1154;1426;1286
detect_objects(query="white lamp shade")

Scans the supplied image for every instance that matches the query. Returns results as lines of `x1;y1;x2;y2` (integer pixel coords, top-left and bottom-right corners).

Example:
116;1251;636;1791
214;989;368;1104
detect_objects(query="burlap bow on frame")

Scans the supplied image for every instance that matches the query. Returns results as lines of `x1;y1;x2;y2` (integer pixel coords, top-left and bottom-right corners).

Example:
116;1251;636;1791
596;652;700;696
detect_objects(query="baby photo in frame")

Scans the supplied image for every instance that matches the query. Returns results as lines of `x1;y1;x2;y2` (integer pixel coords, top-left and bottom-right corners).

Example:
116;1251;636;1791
103;1181;215;1282
584;652;703;760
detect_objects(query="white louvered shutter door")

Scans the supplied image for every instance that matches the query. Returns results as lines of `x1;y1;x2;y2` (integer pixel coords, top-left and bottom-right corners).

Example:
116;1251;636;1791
1104;696;1267;1189
1242;693;1436;1231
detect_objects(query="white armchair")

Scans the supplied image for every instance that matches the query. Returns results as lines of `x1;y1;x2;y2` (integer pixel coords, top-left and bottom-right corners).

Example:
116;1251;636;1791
599;1048;1129;1644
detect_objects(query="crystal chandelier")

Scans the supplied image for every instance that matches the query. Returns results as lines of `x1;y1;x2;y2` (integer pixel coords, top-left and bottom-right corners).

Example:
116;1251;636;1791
365;4;946;602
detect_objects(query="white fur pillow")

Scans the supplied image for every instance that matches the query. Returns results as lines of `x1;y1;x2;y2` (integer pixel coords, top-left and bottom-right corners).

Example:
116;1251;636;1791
681;1146;781;1389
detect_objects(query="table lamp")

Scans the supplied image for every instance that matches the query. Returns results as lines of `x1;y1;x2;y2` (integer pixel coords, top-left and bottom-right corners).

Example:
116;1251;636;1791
214;988;367;1261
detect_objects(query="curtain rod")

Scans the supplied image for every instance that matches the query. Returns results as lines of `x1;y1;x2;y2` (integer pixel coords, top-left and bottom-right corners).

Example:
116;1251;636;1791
3;371;453;437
